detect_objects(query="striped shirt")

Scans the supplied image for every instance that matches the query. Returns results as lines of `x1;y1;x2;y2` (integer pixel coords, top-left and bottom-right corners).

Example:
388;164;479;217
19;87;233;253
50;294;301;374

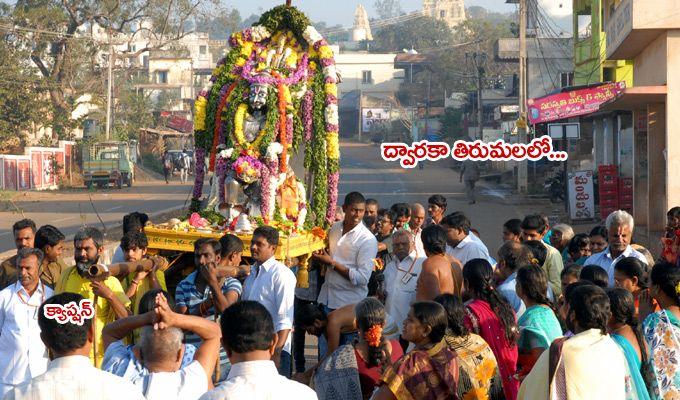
175;271;241;376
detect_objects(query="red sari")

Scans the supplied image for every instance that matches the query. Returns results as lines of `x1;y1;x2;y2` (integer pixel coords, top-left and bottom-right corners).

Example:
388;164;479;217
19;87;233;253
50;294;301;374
465;299;519;400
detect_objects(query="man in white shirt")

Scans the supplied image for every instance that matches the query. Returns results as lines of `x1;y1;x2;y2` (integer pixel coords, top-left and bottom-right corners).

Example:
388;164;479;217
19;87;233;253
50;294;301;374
201;301;317;400
0;248;54;397
441;213;491;266
383;230;425;346
242;226;297;378
410;203;426;256
583;210;648;286
315;192;378;312
101;292;220;399
6;292;144;400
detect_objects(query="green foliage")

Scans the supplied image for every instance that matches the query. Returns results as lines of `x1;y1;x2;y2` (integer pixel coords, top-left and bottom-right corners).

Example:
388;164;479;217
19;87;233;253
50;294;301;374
371;16;452;53
257;6;311;43
193;6;241;40
439;108;464;139
0;38;49;149
373;0;403;19
113;85;155;141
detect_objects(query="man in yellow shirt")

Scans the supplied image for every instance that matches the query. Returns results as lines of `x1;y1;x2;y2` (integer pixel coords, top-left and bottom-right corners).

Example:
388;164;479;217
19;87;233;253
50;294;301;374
56;227;131;368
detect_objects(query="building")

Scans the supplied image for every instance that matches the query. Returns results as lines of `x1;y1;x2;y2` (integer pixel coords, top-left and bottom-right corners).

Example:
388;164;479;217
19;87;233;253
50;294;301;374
496;37;575;100
352;4;373;42
598;0;678;249
135;50;195;115
422;0;466;29
335;49;404;136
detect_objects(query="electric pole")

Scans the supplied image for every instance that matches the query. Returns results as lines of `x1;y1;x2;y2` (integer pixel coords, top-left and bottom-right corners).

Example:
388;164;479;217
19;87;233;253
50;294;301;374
467;52;487;141
517;0;529;193
105;38;114;140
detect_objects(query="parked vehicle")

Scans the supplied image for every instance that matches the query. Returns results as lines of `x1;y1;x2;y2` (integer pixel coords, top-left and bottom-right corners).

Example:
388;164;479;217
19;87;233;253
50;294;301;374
544;170;565;203
83;141;135;189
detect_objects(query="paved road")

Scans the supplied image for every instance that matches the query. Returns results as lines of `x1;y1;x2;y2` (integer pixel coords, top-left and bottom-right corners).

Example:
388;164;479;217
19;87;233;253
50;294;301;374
0;142;562;256
0;179;195;253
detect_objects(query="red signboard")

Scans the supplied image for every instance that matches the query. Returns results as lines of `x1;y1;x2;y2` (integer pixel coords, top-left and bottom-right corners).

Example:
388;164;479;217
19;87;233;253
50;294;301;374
18;159;30;190
167;116;194;133
527;82;626;124
31;152;42;189
3;159;17;190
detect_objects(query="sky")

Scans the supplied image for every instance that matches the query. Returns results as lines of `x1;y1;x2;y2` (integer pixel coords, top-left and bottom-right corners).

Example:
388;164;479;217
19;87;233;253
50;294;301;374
229;0;573;32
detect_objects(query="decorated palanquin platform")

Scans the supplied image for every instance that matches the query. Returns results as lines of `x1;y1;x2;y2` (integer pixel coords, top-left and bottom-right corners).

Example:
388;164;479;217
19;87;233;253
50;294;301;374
144;225;325;288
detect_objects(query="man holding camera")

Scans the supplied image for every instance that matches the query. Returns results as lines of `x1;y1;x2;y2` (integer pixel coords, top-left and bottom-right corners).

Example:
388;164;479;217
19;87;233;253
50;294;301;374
56;227;131;368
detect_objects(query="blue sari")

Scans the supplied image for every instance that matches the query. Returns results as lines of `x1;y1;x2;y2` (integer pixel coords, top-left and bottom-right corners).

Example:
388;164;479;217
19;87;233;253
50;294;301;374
611;333;651;400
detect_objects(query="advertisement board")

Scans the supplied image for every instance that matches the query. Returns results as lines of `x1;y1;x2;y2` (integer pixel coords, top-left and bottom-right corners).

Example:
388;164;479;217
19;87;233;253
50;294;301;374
528;82;626;124
568;170;595;221
362;108;390;133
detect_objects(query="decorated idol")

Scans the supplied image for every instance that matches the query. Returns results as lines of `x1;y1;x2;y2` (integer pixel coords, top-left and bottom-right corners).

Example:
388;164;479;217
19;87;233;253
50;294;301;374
191;5;340;232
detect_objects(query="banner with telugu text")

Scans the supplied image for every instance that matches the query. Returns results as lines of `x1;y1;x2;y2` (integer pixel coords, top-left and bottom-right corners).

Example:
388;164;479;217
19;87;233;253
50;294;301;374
527;82;626;125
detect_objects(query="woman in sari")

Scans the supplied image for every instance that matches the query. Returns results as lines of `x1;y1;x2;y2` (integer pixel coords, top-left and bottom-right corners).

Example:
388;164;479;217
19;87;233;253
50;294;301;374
463;258;519;400
435;293;504;399
614;257;657;318
607;288;651;400
515;264;563;379
641;262;680;400
372;301;458;400
313;298;403;400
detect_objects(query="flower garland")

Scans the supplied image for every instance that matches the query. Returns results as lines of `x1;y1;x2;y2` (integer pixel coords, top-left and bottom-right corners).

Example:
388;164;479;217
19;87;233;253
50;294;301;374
233;154;263;184
234;104;268;154
209;82;237;172
365;325;383;348
190;148;206;210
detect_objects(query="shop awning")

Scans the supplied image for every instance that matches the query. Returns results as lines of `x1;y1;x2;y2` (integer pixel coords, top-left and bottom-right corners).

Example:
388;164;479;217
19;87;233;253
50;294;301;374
599;86;667;111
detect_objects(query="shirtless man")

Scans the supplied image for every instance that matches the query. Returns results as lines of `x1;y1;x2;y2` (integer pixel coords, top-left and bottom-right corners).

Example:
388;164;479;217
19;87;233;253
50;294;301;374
295;302;358;356
416;224;463;300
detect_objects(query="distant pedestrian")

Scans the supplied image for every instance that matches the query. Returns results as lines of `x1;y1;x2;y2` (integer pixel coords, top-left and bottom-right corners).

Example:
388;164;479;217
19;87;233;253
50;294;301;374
162;153;172;184
460;159;480;205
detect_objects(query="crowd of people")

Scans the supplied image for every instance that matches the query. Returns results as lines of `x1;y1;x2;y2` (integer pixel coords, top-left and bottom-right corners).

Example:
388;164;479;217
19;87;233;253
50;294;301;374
0;192;679;400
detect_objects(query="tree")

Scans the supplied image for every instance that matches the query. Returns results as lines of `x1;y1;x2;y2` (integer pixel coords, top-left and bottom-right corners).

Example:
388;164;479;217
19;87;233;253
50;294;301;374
370;16;452;53
439;108;464;139
0;34;50;151
6;0;202;139
193;1;241;40
374;0;403;20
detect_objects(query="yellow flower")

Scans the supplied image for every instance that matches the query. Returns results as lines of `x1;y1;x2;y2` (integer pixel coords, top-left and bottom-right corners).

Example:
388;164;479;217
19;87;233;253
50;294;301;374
675;281;680;296
241;42;253;57
285;52;298;68
193;97;207;131
234;103;266;153
309;61;317;71
324;83;337;97
327;132;340;160
235;57;246;67
318;45;334;60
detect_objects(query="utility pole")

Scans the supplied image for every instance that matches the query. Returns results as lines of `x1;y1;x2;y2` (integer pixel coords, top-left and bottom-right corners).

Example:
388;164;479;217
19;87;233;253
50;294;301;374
105;38;114;141
467;52;486;140
517;0;529;193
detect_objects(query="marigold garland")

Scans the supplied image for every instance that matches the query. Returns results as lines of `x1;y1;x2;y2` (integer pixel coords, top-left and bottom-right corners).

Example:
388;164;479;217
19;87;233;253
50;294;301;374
365;325;383;347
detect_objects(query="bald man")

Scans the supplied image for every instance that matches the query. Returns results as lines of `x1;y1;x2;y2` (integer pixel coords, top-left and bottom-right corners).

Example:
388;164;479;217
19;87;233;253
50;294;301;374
416;225;463;300
410;203;426;256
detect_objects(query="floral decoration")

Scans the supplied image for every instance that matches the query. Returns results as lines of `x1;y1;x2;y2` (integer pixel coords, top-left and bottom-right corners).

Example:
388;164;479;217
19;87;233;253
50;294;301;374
365;325;383;347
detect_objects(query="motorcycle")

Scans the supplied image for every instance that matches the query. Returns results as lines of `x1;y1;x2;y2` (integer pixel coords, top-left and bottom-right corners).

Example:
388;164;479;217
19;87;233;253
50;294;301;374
544;171;565;203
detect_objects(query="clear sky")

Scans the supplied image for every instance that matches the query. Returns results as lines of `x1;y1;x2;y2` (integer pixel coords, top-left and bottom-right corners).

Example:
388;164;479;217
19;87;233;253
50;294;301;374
229;0;572;32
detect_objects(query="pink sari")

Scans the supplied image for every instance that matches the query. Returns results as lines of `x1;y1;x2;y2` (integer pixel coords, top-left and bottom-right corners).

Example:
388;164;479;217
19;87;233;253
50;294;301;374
465;299;519;400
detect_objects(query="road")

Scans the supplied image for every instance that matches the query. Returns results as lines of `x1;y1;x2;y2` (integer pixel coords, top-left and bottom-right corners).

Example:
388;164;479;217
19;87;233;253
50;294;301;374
0;142;562;256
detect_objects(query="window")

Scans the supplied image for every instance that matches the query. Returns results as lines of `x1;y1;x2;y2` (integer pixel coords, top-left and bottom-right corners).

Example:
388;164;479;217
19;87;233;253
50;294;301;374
156;70;168;84
362;70;372;84
560;72;574;88
577;14;592;39
142;55;149;68
199;45;207;55
440;10;446;18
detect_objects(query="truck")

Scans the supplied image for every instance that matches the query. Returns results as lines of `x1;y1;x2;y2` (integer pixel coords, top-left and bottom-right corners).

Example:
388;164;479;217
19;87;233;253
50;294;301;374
83;141;136;189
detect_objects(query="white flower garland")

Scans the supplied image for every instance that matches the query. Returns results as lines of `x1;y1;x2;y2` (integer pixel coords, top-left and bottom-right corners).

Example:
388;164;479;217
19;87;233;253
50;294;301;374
251;25;271;43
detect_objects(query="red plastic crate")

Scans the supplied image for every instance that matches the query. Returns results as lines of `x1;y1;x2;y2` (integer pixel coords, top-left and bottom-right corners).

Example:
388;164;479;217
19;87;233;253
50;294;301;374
598;165;619;174
599;188;619;197
619;177;633;186
599;192;619;201
619;188;633;196
600;175;619;185
619;194;633;203
600;199;620;208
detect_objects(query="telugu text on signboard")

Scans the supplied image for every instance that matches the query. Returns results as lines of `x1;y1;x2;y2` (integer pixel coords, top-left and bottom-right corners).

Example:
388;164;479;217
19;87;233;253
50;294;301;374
528;82;625;125
568;170;595;221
